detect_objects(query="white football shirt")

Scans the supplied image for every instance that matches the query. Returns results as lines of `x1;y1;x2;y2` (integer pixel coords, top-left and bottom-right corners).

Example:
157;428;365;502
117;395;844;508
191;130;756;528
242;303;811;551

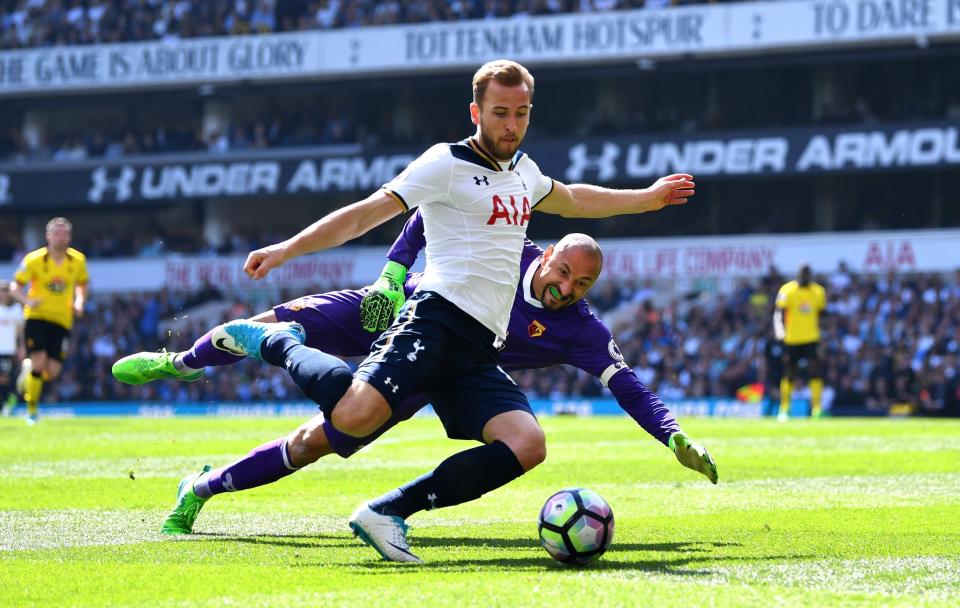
0;302;22;355
383;138;554;339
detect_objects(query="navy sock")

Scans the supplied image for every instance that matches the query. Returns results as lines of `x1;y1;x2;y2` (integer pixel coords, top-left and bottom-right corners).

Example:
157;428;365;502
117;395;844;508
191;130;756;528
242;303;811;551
261;335;352;415
369;440;524;520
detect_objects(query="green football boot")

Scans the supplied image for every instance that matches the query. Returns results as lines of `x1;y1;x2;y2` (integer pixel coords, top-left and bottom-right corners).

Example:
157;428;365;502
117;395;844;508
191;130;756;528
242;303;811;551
112;350;203;385
160;465;212;535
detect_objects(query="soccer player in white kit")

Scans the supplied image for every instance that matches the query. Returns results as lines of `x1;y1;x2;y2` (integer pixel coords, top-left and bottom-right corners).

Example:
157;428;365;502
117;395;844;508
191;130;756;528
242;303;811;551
0;283;23;416
219;60;694;562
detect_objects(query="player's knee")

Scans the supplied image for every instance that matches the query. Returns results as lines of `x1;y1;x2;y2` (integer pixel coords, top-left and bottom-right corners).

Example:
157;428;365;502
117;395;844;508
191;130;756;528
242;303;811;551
329;400;382;438
317;367;353;418
329;381;391;438
505;425;546;472
287;423;332;468
330;406;373;438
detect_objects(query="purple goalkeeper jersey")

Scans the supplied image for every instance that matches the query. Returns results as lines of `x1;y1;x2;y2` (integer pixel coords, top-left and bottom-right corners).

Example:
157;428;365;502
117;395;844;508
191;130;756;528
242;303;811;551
385;210;681;446
275;211;680;446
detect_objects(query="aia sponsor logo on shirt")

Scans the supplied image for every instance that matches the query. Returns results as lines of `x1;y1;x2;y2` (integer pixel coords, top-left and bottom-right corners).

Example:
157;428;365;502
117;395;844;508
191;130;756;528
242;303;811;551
528;320;546;338
487;195;531;226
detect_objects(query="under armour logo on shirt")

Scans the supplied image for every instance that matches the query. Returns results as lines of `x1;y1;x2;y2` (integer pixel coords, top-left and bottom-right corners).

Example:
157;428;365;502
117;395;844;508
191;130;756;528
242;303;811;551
384;377;399;393
406;339;425;362
473;175;489;186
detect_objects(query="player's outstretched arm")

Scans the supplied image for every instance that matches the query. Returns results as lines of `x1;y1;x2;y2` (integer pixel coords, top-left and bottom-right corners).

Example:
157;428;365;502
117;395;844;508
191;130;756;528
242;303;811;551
535;174;694;218
669;431;719;484
244;192;404;280
594;365;717;484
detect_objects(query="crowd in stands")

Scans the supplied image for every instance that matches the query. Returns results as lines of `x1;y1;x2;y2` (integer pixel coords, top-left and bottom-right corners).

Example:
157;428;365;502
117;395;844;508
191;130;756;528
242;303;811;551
24;267;960;418
4;91;959;165
3;0;958;165
0;221;408;262
0;0;703;50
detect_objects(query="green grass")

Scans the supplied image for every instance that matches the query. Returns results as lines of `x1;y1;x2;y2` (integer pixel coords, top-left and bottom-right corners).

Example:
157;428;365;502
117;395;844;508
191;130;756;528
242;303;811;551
1;415;959;607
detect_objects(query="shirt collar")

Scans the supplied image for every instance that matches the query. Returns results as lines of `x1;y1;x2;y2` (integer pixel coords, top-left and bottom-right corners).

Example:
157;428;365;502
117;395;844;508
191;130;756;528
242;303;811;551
523;256;543;309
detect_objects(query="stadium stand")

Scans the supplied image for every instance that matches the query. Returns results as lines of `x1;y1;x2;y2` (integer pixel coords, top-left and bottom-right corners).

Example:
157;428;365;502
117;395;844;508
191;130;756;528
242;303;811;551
1;0;958;418
35;269;960;417
0;1;710;50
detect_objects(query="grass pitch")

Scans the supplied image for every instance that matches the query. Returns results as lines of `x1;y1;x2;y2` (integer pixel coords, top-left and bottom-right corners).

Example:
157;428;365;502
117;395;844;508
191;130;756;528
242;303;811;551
1;415;958;607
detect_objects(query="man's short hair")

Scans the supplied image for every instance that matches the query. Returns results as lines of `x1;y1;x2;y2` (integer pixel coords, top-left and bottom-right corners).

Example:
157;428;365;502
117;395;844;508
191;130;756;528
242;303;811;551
472;60;534;107
46;217;72;232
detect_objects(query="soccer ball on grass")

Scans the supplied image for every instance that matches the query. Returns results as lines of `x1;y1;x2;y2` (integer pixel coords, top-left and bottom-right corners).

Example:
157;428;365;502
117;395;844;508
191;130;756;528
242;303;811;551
537;488;614;565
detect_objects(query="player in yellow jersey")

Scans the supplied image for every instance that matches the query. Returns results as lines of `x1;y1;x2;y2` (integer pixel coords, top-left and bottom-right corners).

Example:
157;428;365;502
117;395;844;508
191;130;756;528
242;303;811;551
773;264;826;421
9;218;88;424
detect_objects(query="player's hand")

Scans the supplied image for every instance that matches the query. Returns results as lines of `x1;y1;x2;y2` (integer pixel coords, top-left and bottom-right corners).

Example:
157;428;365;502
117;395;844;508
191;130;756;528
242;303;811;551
25;297;41;308
669;431;718;484
73;302;85;318
643;174;695;211
244;244;288;280
774;327;785;342
360;261;408;332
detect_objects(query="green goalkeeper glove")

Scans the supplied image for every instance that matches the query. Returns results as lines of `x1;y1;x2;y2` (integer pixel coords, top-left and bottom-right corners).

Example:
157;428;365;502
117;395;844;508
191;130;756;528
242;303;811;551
669;431;718;484
360;261;408;332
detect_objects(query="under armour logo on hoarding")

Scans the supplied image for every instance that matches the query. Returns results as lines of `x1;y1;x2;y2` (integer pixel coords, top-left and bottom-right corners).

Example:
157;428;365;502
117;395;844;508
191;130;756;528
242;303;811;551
473;175;489;186
565;143;620;182
88;166;136;203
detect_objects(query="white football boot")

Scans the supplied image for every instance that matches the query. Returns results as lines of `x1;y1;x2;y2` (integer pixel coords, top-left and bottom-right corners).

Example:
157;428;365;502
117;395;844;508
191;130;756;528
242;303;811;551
348;504;422;563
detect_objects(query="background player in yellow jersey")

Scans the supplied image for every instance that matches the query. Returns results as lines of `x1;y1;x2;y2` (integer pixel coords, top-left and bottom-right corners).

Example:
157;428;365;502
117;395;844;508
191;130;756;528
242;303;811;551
10;217;88;424
773;264;827;421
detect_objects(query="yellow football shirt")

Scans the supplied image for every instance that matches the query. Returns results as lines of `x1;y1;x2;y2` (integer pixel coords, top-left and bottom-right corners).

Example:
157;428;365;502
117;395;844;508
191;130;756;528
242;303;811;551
775;280;826;345
13;247;89;330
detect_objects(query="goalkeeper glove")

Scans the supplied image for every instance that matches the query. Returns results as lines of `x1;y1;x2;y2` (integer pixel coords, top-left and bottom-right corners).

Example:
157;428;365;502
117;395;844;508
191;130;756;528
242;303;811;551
668;431;718;484
360;260;408;332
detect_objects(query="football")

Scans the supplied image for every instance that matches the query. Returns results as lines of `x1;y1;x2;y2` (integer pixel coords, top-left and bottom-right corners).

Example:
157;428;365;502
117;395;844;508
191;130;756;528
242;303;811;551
537;488;615;565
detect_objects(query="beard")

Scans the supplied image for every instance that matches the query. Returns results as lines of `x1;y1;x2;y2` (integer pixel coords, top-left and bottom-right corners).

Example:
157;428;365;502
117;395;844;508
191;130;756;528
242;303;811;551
478;125;522;161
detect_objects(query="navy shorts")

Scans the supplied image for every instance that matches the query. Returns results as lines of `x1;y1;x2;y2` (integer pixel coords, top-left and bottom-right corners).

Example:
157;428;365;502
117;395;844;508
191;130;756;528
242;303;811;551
355;291;533;443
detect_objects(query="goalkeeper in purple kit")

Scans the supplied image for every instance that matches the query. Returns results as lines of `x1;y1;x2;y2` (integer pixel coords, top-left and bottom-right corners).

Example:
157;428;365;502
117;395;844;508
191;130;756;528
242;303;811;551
114;211;718;543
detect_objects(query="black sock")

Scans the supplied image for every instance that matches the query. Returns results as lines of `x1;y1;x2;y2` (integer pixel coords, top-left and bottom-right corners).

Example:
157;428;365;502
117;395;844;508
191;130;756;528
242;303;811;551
369;440;525;520
261;336;352;416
